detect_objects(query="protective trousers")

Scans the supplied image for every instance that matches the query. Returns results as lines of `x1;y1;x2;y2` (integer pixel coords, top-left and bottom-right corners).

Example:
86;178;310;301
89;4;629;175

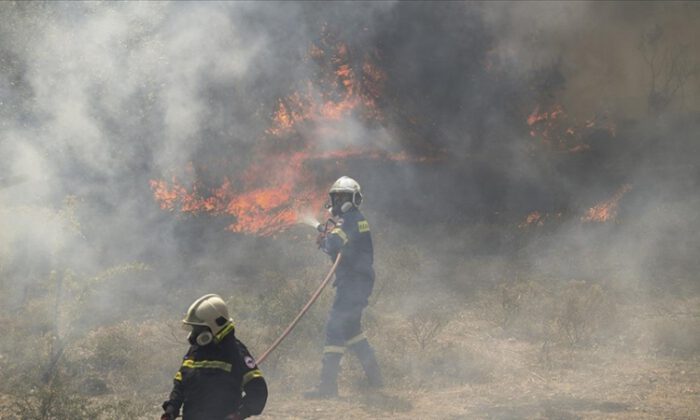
348;337;383;387
320;276;382;388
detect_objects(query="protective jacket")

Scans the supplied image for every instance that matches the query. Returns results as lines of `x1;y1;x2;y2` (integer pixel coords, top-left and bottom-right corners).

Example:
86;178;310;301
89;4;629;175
322;207;374;285
163;324;267;420
321;207;375;346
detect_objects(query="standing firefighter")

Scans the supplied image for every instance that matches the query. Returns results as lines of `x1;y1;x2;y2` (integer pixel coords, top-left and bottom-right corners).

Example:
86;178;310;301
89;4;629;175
305;176;383;399
161;294;268;420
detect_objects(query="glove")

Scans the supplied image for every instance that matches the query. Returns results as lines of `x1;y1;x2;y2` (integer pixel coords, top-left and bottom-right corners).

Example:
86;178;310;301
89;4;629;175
161;404;178;420
225;413;244;420
316;232;326;248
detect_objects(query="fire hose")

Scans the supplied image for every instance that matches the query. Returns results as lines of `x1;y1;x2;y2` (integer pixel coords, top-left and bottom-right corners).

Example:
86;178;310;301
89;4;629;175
256;252;341;364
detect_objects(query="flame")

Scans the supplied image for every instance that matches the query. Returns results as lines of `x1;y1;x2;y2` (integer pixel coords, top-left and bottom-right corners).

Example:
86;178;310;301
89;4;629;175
151;151;327;236
518;211;562;228
581;184;632;223
267;40;386;136
527;104;563;127
150;145;436;236
520;184;631;228
527;104;615;153
150;149;437;236
150;178;186;211
519;211;543;228
151;32;435;236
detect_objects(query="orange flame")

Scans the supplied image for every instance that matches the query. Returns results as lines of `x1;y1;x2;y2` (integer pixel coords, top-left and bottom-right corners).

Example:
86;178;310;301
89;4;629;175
519;211;543;228
518;211;562;228
149;145;437;236
267;41;385;136
527;104;615;153
150;152;326;236
151;34;434;236
581;184;632;223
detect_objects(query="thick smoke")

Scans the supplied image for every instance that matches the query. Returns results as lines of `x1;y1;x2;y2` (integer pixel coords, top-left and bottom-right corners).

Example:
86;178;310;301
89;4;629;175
1;2;699;412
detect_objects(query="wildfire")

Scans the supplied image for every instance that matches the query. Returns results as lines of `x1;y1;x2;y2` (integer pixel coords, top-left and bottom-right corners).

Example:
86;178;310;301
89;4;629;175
527;103;615;152
519;184;631;228
519;211;543;228
267;39;386;136
151;144;330;236
149;144;438;236
518;211;562;228
150;158;325;236
151;31;432;237
527;104;564;128
581;184;632;223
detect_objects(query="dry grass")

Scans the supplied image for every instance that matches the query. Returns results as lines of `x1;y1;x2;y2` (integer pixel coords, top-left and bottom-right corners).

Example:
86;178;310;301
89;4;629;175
1;224;700;419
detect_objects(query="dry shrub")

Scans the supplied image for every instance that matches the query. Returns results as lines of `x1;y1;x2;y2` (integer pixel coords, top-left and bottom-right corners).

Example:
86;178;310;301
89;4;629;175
373;242;423;306
366;306;493;390
408;310;449;351
225;268;332;389
435;343;494;385
87;324;134;373
499;280;528;329
498;279;551;339
1;293;177;419
0;330;100;420
498;279;618;347
71;320;184;397
650;318;700;357
9;384;153;420
10;377;99;420
390;338;493;387
554;281;617;347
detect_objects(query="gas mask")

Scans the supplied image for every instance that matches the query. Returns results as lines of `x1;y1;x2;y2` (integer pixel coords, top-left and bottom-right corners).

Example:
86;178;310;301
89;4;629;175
185;324;214;347
328;192;353;217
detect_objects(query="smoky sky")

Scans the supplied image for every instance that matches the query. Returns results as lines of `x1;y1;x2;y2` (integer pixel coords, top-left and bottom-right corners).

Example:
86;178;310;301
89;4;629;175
1;1;699;293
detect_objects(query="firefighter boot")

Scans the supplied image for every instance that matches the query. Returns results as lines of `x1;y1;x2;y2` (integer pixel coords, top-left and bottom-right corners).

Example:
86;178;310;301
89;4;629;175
303;352;341;399
349;339;383;388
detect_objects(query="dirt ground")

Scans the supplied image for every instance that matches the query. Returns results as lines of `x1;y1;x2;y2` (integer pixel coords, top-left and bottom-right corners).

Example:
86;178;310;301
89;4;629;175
260;306;700;419
263;351;699;419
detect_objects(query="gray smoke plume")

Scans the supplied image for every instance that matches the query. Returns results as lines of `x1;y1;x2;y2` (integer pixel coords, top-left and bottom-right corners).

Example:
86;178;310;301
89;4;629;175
1;2;699;396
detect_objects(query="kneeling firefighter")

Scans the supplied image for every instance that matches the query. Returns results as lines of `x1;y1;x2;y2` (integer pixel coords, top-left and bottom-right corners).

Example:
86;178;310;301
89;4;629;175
161;294;267;420
305;176;383;399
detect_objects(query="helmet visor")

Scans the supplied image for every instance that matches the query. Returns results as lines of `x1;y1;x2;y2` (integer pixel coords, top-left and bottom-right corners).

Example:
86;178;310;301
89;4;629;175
330;192;352;207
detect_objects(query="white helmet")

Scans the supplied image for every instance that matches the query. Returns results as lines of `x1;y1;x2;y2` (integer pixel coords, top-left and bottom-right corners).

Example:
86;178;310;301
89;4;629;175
183;294;233;337
328;176;362;215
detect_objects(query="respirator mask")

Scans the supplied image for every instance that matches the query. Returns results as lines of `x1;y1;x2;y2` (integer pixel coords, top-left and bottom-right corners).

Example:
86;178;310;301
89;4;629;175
328;192;354;216
184;324;214;347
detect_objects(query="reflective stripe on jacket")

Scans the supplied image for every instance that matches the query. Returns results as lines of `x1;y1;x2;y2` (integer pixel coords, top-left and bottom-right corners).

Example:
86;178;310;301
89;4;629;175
164;325;267;419
322;208;374;283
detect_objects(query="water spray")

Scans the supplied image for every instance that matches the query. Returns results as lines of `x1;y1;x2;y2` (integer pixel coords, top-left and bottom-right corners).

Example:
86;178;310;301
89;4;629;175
299;212;321;230
298;211;337;234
